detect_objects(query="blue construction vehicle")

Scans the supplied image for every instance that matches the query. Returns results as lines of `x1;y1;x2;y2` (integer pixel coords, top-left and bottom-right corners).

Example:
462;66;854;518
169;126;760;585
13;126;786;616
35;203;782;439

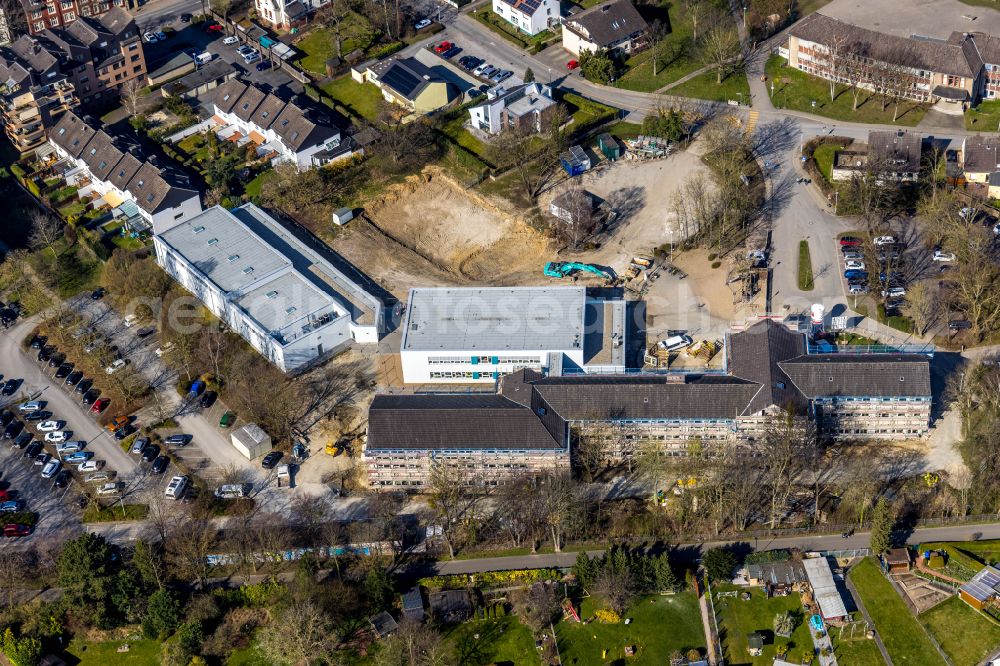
544;261;611;279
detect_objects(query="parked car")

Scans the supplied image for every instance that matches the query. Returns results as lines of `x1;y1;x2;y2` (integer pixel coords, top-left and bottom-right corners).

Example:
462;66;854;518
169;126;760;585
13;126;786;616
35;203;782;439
3;524;30;537
33;452;49;466
155;30;167;40
236;44;254;56
164;434;190;446
262;451;283;469
23;442;42;459
87;472;116;484
97;482;120;496
56;441;84;455
433;41;452;53
882;286;907;298
1;378;19;395
414;18;431;29
37;420;63;432
220;411;236;428
75;379;93;394
214;484;246;499
180;12;192;21
949;319;973;331
135;326;156;339
12;432;32;449
204;22;223;32
848;283;868;294
459;56;482;70
23;411;48;422
142;444;160;462
54;363;72;379
839;236;861;246
63;451;92;465
841;251;863;261
479;66;498;79
843;269;867;280
105;359;128;374
48;353;65;368
165;475;188;500
151;456;169;474
473;63;492;77
0;411;13;427
3;421;23;439
54;470;71;488
567;59;579;69
29;335;46;349
441;46;461;59
142;31;159;43
44;431;68;443
874;235;896;246
114;424;135;441
40;459;60;478
223;35;239;45
65;370;83;386
129;437;149;455
88;395;108;411
933;249;956;262
243;52;261;64
844;260;865;270
90;287;105;300
0;500;24;513
78;460;102;473
200;391;217;409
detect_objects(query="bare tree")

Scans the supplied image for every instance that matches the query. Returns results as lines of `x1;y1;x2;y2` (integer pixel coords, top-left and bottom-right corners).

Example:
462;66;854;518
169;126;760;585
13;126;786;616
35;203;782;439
487;105;566;200
426;463;480;559
316;0;352;58
510;582;561;633
27;209;62;260
700;24;742;84
256;599;340;666
903;281;940;336
120;77;143;118
759;411;811;528
165;518;216;588
536;471;574;552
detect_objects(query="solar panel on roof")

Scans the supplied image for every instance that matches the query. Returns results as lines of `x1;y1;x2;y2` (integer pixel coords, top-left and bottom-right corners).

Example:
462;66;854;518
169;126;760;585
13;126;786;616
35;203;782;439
381;65;422;98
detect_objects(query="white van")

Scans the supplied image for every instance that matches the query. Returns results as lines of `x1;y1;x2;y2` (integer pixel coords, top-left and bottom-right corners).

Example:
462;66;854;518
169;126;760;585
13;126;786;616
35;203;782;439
659;335;693;352
195;51;213;65
214;484;245;499
165;475;188;500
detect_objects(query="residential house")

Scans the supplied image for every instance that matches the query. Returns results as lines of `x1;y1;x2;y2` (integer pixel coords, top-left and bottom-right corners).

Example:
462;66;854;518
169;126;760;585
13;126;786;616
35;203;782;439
959;565;1000;611
549;188;597;227
962;134;1000;183
254;0;328;30
365;318;932;489
15;0;131;36
210;78;356;169
357;56;456;114
491;0;558;36
0;41;76;152
153;204;385;373
785;13;984;109
831;130;922;182
48;111;201;231
561;0;649;57
468;82;556;134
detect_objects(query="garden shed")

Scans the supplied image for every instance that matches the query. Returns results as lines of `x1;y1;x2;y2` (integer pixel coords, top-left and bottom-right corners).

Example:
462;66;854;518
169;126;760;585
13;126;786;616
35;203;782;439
230;424;272;460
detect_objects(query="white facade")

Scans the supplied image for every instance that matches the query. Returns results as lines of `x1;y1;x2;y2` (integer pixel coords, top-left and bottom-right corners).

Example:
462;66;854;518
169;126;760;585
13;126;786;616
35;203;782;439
231;424;272;459
491;0;558;36
212;104;346;170
254;0;328;29
154;204;384;373
468;82;554;134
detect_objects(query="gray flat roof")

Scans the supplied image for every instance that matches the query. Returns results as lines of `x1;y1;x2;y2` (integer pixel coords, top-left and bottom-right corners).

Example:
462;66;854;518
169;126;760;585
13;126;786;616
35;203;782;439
235;270;337;333
401;287;586;352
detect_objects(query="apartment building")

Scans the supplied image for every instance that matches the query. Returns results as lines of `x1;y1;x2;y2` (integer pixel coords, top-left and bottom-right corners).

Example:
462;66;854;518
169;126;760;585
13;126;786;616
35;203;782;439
785;13;987;109
16;0;131;37
399;286;626;384
831;130;923;183
468;82;556;134
0;40;76;152
210;78;356;169
561;0;649;57
492;0;558;36
48;111;201;231
365;319;932;488
154;205;385;373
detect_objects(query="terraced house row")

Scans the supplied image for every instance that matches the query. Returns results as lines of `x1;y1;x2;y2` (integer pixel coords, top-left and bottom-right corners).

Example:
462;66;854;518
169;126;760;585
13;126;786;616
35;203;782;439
364;319;933;489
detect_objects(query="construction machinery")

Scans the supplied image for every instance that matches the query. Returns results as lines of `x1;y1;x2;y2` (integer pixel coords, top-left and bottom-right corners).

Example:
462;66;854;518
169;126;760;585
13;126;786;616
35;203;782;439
544;261;611;280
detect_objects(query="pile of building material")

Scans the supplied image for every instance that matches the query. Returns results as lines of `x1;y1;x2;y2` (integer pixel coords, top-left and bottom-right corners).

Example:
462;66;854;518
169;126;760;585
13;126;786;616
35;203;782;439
624;135;673;159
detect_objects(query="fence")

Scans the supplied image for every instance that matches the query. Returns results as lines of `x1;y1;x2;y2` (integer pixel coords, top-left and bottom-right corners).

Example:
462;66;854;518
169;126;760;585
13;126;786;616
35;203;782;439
164;118;217;144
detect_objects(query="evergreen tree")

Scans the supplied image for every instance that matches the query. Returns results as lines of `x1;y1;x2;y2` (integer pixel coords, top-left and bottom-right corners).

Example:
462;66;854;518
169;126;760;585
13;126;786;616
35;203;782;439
869;496;894;555
524;68;535;83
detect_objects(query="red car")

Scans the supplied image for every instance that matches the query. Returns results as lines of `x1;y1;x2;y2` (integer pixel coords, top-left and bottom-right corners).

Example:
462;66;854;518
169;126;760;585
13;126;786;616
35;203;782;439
3;524;30;538
839;236;861;246
0;490;8;502
434;41;452;53
567;59;579;69
205;22;223;32
91;397;111;414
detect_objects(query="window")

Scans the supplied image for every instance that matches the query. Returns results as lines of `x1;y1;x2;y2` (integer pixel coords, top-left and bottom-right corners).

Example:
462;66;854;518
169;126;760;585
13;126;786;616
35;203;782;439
266;290;278;298
227;254;240;262
286;306;297;314
98;160;106;169
207;238;219;245
243;266;254;274
63;10;74;19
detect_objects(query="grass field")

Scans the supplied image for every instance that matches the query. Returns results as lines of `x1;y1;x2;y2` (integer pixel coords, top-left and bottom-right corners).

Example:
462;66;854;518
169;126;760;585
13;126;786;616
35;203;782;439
557;593;706;665
714;585;814;665
813;143;837;183
295;15;376;75
765;55;927;126
471;8;554;49
966;100;1000;131
320;77;384;122
798;240;814;291
920;595;1000;665
848;558;945;666
829;612;885;666
667;71;750;103
64;638;160;665
618;9;698;93
82;503;150;522
446;614;536;664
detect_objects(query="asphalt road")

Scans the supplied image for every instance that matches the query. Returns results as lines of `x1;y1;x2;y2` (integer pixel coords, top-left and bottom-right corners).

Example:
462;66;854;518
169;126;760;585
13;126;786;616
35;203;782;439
134;0;204;30
433;521;1000;574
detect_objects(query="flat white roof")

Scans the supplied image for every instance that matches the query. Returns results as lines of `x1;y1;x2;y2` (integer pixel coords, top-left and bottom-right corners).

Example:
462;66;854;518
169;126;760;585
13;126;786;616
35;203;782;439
803;556;848;619
401;286;586;353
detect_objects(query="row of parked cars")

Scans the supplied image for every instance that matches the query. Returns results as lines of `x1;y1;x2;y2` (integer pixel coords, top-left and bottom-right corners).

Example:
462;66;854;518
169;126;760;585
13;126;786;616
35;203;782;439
1;402;33;538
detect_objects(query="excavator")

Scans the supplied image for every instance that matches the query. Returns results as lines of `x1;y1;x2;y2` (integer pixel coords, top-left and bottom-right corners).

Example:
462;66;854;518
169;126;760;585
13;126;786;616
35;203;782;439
543;261;612;280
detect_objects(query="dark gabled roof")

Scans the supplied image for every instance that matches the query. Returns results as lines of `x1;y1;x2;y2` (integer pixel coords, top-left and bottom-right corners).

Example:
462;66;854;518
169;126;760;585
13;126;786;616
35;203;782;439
497;0;544;16
868;130;922;173
79;130;119;173
127;161;172;213
232;84;267;123
97;7;136;36
563;0;649;49
9;36;58;74
778;354;931;398
377;57;440;101
212;78;248;114
728;319;807;414
366;393;565;451
249;92;286;131
963;135;1000;173
271;101;337;150
49;111;96;158
108;151;142;192
789;13;982;78
955;31;1000;66
530;373;761;421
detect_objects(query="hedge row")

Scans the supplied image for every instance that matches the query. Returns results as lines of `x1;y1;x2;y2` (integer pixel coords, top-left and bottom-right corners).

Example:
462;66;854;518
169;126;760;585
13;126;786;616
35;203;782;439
419;567;562;590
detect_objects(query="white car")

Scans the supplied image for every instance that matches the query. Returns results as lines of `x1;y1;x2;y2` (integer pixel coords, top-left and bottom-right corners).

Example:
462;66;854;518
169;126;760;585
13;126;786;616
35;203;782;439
473;62;491;77
932;250;956;262
123;313;139;327
41;459;60;479
44;431;68;443
155;342;175;357
97;482;120;496
18;401;43;412
36;420;63;432
414;18;431;30
882;286;906;298
86;471;114;484
105;359;127;374
848;284;868;294
243;52;261;64
223;35;239;45
56;441;84;454
78;460;103;473
142;31;158;43
844;260;865;270
874;236;895;246
842;251;863;261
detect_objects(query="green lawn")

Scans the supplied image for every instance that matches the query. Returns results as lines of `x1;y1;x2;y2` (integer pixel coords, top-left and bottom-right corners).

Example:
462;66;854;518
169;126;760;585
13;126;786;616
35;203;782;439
295;16;376;75
244;171;268;200
920;595;1000;666
602;121;644;140
64;638;161;665
438;107;491;161
966;100;1000;131
320;77;384;122
765;55;927;126
918;541;988;580
848;558;945;666
668;71;751;103
714;586;814;665
82;503;150;522
798;240;814;291
813;143;837;183
471;8;554;49
227;645;269;666
446;614;536;665
557;593;706;665
829;613;886;666
618;13;698;92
